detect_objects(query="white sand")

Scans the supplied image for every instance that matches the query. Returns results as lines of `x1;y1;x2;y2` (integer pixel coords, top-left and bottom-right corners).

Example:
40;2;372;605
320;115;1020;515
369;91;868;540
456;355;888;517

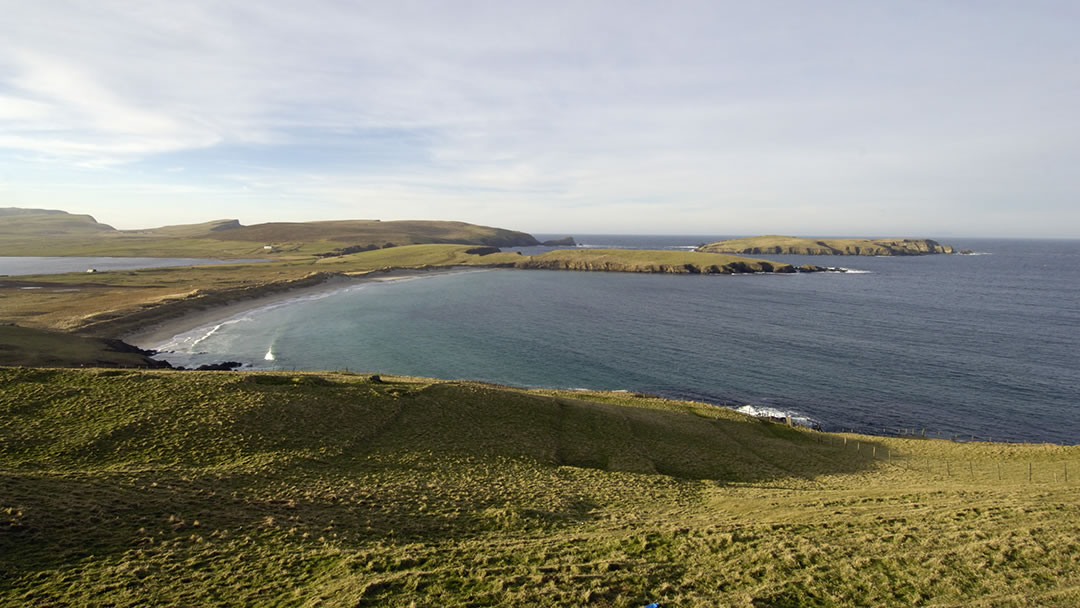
123;267;477;349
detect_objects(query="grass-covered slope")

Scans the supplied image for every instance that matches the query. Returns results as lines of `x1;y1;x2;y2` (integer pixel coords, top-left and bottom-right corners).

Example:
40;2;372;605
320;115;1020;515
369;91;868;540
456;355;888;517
0;325;163;368
516;248;798;274
0;208;538;257
1;368;1077;607
697;235;955;256
0;245;806;336
206;219;538;249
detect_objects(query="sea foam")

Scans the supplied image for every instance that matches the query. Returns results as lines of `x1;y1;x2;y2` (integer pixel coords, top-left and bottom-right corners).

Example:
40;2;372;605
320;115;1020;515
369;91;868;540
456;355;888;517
734;405;818;428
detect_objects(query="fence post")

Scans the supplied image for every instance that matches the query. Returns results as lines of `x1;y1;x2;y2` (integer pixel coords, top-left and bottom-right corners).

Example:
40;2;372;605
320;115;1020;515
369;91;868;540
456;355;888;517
1028;462;1032;482
1066;463;1069;483
997;462;1001;481
946;461;951;476
969;461;974;479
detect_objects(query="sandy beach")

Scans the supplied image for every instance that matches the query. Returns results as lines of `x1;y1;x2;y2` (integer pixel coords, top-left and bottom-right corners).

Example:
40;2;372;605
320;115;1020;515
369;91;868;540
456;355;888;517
123;267;478;349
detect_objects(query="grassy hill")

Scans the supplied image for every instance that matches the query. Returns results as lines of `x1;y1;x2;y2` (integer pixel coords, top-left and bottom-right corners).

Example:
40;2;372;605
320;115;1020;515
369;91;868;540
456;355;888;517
0;208;115;236
0;208;539;257
697;235;955;256
516;248;800;274
1;244;813;336
1;367;1077;606
0;325;164;368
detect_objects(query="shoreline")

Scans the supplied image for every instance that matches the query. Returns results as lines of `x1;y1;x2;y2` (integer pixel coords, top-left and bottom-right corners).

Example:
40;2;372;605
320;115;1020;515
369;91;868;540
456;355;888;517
123;266;484;349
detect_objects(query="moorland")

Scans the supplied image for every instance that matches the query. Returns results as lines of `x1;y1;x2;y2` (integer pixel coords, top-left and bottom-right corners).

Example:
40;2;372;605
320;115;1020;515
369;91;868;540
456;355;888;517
1;208;1076;606
697;235;956;256
2;367;1078;607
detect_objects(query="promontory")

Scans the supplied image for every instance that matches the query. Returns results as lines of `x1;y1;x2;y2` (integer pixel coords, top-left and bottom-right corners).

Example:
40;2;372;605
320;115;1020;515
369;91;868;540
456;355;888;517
696;235;955;256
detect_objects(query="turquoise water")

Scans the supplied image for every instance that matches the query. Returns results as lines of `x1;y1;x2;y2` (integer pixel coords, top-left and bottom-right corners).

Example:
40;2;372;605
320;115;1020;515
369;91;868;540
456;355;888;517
155;238;1080;444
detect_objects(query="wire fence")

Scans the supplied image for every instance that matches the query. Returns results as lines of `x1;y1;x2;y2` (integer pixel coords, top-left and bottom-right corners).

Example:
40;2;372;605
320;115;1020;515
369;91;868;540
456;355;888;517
802;426;1078;485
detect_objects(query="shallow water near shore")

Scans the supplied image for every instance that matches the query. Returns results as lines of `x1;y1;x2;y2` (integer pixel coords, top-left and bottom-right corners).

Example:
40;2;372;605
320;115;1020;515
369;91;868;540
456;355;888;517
155;237;1080;444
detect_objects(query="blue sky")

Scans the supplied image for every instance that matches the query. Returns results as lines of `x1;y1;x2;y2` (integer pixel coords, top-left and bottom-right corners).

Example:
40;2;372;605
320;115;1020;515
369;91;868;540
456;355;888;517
1;1;1078;237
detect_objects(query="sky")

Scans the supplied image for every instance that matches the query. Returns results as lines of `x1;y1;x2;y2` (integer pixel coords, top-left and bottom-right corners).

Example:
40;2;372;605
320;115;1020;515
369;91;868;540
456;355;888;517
1;1;1078;237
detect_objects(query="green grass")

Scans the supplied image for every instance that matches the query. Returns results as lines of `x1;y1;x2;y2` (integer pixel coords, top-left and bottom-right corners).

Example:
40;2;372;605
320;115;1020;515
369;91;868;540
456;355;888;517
0;209;538;257
697;235;955;256
314;243;525;270
0;326;160;368
1;368;1077;606
518;248;795;274
0;244;801;335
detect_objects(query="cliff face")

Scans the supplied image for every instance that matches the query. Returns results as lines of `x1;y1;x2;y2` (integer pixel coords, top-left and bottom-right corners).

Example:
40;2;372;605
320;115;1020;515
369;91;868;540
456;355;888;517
696;236;955;256
515;255;801;275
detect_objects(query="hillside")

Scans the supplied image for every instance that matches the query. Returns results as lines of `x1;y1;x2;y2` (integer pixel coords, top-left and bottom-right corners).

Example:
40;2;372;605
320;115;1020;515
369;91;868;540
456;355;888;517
0;325;165;368
0;208;115;235
0;208;538;257
1;244;818;337
1;367;1077;606
697;235;955;256
515;248;807;274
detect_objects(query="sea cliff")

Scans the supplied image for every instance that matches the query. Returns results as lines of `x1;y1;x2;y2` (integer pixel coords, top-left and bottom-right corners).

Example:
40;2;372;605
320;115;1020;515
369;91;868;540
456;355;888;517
697;236;955;256
514;248;818;274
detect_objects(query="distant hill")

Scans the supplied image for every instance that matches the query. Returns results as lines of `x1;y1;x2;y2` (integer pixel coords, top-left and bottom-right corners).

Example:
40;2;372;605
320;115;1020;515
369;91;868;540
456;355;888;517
0;208;115;235
204;219;538;248
0;207;538;257
697;235;955;256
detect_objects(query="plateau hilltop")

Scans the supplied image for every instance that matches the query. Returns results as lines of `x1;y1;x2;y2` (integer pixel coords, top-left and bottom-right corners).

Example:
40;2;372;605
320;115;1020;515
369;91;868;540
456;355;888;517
697;235;956;256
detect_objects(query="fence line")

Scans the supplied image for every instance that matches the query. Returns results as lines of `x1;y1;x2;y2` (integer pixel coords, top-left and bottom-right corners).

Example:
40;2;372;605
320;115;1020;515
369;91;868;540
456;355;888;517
808;427;1077;485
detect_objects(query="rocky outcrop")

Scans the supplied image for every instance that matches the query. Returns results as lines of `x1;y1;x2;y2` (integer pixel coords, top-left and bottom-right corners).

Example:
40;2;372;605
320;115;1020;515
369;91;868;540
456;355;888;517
463;246;502;256
541;236;577;246
696;236;955;256
514;258;806;275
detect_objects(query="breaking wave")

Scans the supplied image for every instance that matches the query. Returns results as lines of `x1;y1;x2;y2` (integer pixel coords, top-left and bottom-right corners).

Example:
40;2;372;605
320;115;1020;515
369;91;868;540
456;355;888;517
733;405;819;428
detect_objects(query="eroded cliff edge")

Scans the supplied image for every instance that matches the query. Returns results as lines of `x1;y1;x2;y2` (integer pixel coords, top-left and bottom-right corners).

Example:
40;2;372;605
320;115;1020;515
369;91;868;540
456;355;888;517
696;236;954;256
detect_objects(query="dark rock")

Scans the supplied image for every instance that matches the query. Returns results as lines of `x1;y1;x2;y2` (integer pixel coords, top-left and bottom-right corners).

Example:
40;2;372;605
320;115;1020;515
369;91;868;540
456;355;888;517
541;236;577;246
193;361;243;371
464;246;502;256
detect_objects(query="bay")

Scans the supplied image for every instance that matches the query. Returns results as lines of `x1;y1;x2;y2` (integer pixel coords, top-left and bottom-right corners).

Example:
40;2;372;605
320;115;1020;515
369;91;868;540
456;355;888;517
154;237;1080;444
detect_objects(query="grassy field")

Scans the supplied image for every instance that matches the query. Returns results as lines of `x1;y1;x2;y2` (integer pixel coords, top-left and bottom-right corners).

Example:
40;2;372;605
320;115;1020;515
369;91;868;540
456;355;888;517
697;235;955;256
0;208;538;257
1;367;1077;607
0;244;807;336
516;248;800;274
0;325;163;368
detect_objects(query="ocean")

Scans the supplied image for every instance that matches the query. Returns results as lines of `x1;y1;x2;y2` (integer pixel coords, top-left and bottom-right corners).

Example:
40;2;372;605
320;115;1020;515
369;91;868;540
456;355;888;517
153;236;1080;444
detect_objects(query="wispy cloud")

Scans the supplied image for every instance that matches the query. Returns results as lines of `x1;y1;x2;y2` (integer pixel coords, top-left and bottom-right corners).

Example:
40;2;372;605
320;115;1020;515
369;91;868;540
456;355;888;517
1;1;1077;235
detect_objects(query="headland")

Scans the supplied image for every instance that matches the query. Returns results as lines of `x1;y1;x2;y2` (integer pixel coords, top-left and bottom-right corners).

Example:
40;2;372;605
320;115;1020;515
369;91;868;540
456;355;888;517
697;235;955;256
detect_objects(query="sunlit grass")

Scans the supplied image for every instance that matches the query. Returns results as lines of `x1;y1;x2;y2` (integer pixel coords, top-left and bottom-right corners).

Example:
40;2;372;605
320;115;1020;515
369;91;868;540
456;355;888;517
1;368;1077;606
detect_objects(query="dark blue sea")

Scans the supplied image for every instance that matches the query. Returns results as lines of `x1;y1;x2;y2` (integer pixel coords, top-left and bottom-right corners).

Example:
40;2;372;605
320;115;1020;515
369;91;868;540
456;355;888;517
154;236;1080;444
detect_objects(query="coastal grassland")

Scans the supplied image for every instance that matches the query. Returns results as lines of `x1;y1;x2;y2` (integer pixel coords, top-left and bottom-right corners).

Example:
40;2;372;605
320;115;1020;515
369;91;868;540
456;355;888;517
0;209;538;257
313;243;525;269
2;368;1077;607
0;245;507;334
0;245;797;336
697;235;954;256
516;248;795;274
0;325;160;368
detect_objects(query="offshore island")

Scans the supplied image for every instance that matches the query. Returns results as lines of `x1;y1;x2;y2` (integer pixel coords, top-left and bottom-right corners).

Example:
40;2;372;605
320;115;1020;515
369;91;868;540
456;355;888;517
696;235;956;256
2;207;1077;607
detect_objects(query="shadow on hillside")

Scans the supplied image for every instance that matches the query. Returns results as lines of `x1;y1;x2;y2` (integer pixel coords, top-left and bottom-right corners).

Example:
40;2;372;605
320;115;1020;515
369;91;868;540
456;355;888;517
0;375;892;580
